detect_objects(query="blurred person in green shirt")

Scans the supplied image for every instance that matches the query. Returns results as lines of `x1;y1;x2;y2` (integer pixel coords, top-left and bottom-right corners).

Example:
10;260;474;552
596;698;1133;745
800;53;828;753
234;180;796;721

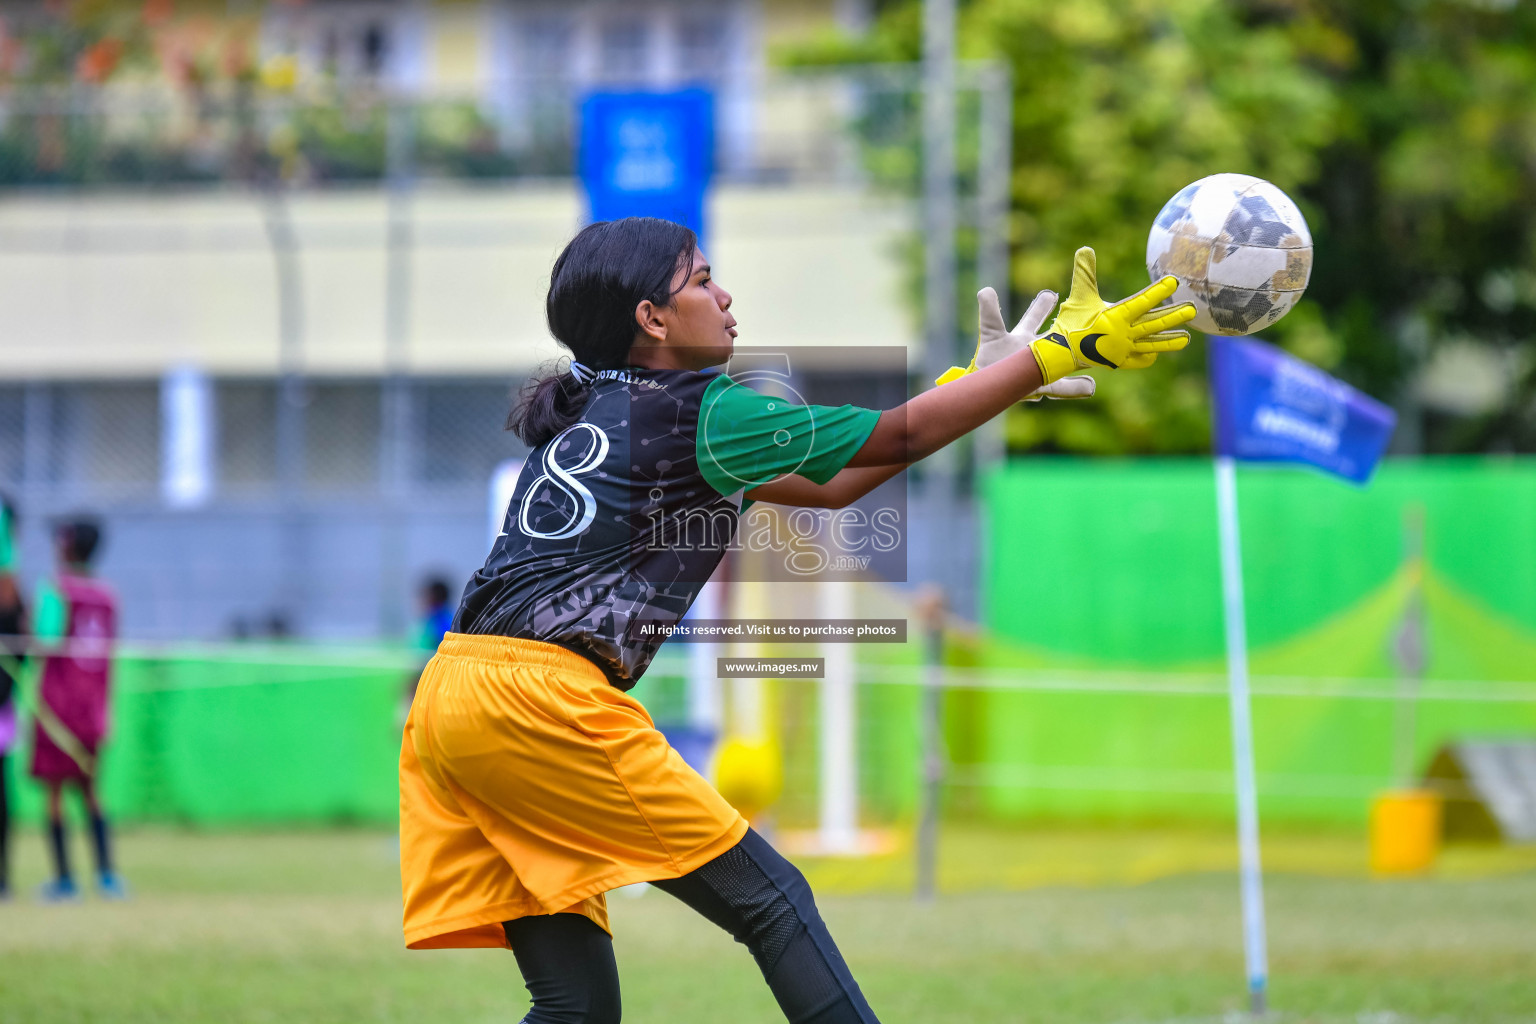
0;495;24;901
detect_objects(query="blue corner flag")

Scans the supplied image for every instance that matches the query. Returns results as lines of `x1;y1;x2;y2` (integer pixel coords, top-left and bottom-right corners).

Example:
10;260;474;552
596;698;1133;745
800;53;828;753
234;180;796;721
1210;336;1397;484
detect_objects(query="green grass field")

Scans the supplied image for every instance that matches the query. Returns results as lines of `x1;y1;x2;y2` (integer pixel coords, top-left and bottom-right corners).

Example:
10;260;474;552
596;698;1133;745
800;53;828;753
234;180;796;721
1;827;1534;1023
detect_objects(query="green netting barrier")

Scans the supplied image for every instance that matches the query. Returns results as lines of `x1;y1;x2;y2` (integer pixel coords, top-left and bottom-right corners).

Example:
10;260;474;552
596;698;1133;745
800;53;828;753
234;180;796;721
8;648;412;826
3;458;1532;829
974;457;1536;825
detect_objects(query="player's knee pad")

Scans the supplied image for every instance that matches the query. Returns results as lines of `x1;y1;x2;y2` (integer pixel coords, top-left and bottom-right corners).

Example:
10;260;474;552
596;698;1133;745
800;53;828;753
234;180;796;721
685;838;803;971
656;830;881;1024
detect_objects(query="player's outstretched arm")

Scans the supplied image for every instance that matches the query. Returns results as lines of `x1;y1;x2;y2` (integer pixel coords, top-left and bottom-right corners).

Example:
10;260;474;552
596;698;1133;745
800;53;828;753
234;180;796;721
746;288;1054;508
746;463;907;509
937;286;1094;402
849;344;1046;469
845;272;1193;470
748;328;1084;508
747;251;1196;508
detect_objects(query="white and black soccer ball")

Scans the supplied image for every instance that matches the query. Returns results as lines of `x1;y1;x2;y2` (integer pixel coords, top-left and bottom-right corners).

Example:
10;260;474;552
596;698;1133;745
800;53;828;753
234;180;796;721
1146;173;1312;336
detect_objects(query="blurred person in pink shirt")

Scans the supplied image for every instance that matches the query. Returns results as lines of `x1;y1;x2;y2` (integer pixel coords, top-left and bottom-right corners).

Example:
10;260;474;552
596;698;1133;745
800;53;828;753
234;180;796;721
30;518;124;901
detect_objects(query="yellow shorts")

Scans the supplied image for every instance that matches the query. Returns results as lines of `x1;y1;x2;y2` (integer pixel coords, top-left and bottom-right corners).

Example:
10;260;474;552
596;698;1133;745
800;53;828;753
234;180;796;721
399;633;748;950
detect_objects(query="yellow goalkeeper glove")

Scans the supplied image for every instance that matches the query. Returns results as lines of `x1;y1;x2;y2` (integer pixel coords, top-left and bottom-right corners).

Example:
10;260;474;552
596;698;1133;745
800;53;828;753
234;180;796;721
936;286;1097;401
1028;246;1196;385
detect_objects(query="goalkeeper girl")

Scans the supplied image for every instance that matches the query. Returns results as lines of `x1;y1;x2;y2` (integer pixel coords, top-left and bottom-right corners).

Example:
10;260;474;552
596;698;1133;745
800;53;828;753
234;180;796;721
399;217;1193;1023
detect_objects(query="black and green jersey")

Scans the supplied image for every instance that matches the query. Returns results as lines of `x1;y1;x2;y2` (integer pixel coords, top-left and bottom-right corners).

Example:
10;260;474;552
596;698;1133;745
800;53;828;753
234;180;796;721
454;366;881;689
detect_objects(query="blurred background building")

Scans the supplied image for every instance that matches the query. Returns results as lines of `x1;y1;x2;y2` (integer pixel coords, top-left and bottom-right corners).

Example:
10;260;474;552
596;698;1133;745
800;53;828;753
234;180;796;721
0;0;938;639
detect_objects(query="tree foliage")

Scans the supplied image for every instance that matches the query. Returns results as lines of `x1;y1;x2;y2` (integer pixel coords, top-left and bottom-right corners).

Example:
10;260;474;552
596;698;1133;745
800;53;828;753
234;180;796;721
1297;0;1536;452
781;0;1536;454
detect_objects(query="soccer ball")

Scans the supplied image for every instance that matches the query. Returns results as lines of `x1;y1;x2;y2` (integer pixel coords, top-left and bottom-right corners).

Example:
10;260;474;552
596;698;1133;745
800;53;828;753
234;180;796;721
1146;173;1312;336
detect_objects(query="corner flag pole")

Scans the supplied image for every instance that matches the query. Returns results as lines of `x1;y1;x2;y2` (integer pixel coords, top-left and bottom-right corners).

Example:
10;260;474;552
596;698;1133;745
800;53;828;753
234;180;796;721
1209;333;1397;1016
1215;455;1270;1016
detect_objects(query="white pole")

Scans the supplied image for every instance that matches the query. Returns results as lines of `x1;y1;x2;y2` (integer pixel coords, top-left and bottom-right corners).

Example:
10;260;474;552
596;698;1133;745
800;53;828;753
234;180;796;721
731;580;766;741
1215;455;1270;1016
914;589;945;901
973;62;1012;474
922;0;959;599
689;580;724;735
488;459;524;549
161;365;214;509
819;582;859;853
922;0;957;393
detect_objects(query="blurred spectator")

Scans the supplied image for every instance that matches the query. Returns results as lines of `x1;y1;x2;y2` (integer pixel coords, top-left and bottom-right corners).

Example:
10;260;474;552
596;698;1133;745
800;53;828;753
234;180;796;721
229;612;297;641
31;518;125;902
402;577;454;711
415;578;454;654
0;495;24;901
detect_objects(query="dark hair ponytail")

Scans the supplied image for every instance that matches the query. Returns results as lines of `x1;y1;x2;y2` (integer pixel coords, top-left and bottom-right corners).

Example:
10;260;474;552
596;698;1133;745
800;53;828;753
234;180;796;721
508;217;697;446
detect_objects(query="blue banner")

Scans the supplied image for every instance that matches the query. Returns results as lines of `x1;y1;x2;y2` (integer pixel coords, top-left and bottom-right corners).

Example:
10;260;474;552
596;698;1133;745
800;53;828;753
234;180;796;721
1210;336;1397;483
579;90;713;242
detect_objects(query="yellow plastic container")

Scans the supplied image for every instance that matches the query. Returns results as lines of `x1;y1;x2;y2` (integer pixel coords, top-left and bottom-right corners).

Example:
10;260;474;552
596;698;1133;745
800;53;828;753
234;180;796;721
1369;789;1442;876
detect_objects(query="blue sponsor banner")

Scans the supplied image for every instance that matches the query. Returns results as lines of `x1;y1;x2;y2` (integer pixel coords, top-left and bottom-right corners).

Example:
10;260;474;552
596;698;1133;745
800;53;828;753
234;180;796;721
579;90;713;242
1210;336;1397;484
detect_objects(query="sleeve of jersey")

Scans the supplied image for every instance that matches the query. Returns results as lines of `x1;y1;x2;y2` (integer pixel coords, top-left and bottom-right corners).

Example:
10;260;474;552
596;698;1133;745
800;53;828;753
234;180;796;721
696;374;882;496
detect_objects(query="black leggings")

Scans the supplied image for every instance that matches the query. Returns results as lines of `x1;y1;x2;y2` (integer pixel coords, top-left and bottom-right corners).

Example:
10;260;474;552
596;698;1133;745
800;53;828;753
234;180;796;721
503;829;880;1024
